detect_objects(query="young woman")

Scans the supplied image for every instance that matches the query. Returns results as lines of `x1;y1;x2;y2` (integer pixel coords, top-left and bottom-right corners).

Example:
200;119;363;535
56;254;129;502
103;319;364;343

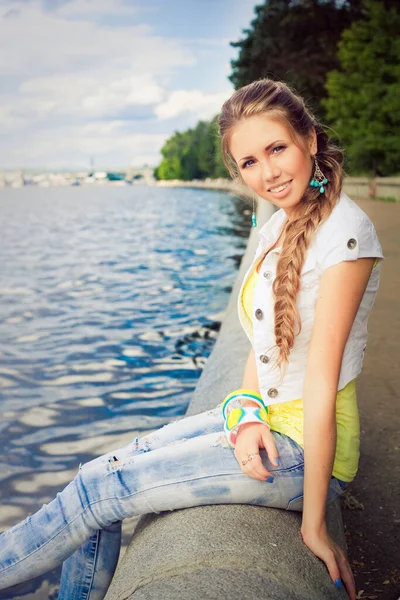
0;79;384;600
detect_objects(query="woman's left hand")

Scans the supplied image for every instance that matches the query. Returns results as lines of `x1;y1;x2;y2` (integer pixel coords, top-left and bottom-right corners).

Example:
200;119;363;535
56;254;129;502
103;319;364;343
300;526;356;600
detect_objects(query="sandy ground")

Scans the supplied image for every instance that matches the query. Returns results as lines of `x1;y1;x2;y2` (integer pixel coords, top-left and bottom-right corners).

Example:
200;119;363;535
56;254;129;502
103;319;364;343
339;198;400;600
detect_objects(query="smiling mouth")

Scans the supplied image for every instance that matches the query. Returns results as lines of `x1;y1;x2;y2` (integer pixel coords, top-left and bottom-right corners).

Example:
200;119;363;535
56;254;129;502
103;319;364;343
269;180;292;193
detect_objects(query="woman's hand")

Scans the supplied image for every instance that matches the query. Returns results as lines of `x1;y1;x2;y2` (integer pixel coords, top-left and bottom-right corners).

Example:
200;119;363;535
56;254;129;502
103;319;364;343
300;526;356;600
234;422;279;481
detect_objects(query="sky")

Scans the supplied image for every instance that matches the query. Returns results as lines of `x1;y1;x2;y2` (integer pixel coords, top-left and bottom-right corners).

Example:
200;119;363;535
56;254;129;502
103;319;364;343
0;0;259;171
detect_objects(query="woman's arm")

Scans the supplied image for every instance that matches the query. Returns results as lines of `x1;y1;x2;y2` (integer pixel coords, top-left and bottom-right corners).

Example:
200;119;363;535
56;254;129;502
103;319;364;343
301;256;375;535
240;347;261;399
300;257;374;599
235;345;279;480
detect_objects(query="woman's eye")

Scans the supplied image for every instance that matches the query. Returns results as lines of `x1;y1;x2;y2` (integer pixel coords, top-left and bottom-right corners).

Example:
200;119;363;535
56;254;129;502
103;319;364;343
243;159;254;169
242;146;285;168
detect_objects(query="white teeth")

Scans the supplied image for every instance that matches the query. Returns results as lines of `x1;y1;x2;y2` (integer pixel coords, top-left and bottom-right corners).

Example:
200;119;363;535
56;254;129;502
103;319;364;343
270;181;290;193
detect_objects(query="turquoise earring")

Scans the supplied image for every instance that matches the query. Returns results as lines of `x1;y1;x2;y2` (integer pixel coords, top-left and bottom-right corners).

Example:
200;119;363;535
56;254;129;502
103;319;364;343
309;156;328;194
251;197;257;227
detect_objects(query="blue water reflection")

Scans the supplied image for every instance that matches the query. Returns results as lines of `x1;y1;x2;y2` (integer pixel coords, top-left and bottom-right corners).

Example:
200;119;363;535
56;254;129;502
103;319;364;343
0;184;249;598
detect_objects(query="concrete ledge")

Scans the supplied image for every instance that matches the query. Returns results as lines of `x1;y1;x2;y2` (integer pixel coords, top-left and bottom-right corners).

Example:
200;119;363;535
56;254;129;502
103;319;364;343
105;200;348;600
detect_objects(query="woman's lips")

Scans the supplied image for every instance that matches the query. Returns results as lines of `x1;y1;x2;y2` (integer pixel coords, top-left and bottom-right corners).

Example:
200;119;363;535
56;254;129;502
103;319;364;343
268;179;293;198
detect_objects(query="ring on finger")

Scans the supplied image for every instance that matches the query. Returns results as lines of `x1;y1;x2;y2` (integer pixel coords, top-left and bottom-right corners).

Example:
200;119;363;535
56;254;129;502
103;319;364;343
242;452;259;466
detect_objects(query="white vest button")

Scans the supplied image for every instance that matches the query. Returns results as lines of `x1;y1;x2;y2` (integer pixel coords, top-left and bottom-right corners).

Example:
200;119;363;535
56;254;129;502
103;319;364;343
347;238;357;249
260;354;270;364
236;192;384;405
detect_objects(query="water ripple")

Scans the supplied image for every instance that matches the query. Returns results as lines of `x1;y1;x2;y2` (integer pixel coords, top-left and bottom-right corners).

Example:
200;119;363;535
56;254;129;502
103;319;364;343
0;185;249;598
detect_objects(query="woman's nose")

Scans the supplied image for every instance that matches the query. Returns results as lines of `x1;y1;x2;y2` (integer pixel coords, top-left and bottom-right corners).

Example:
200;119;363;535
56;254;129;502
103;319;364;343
260;160;281;182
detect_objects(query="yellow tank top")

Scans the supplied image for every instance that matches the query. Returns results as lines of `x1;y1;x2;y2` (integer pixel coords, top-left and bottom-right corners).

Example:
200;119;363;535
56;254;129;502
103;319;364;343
241;258;379;482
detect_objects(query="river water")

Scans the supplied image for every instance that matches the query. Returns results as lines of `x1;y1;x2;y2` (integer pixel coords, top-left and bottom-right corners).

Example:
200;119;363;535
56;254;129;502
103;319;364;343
0;184;250;598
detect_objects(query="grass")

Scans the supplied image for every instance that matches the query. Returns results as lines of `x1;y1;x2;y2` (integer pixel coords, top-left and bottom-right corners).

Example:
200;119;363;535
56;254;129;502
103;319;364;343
375;196;399;203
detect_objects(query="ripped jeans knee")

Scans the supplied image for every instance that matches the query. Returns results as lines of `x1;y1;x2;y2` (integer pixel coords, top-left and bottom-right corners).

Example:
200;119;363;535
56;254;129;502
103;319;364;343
210;431;231;449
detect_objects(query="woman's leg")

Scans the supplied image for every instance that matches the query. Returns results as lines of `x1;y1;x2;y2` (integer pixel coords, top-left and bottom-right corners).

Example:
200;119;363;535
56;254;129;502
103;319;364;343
57;405;225;600
121;403;225;454
0;406;344;599
58;521;121;600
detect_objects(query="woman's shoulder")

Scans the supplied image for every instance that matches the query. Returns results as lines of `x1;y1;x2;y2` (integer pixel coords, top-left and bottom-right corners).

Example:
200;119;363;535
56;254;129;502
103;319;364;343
318;191;375;234
313;191;384;270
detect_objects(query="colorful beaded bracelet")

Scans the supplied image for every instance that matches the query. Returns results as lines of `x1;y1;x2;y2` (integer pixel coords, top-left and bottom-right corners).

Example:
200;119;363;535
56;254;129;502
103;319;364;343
224;406;271;448
221;388;267;420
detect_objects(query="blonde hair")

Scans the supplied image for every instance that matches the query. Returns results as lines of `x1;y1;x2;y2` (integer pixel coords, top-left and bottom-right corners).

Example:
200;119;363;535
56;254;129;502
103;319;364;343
218;78;344;379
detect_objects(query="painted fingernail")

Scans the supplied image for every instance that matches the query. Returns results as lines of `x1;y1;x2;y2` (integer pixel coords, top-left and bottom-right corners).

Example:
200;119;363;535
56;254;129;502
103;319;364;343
275;458;281;466
266;476;274;483
334;578;343;589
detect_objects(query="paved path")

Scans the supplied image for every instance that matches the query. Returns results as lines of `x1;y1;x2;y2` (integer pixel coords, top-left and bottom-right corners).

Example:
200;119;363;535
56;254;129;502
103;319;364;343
343;198;399;600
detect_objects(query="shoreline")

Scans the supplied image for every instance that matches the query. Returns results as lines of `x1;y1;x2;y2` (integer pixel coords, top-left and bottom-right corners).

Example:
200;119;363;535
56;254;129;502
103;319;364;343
1;175;399;201
155;177;253;198
155;176;400;202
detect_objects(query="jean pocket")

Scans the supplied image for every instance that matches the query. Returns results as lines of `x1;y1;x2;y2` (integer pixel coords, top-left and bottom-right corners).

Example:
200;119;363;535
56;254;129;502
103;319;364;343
336;478;350;493
326;477;349;505
286;493;304;512
286;478;349;512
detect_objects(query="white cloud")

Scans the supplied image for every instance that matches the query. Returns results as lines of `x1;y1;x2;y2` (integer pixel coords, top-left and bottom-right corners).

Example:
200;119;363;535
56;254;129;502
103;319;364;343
2;73;165;123
0;1;195;132
155;89;231;120
0;0;234;168
2;121;169;169
35;127;166;161
81;74;165;115
55;0;143;18
0;3;193;77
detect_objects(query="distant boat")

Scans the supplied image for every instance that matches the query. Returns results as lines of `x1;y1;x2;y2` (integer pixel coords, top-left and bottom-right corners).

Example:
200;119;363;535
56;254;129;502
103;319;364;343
106;172;125;181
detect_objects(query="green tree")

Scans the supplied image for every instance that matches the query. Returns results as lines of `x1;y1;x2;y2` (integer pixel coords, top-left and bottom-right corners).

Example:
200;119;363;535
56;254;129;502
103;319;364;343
229;0;364;118
324;0;400;176
182;121;213;179
154;131;188;180
154;117;230;181
210;115;230;178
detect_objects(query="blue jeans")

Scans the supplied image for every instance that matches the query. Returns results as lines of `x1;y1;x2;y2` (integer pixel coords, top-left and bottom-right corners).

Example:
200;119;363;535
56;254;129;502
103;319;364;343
0;404;349;599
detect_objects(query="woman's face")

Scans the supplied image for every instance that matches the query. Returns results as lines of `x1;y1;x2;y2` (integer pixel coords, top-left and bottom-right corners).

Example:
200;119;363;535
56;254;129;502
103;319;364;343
229;114;317;220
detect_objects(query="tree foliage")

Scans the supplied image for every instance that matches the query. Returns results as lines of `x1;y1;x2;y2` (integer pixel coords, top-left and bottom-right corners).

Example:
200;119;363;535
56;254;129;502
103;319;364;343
229;0;364;119
154;0;400;180
324;0;400;175
154;117;229;180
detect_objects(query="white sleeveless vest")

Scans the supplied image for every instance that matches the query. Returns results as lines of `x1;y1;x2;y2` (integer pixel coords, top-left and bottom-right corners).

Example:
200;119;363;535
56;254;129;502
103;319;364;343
237;191;385;406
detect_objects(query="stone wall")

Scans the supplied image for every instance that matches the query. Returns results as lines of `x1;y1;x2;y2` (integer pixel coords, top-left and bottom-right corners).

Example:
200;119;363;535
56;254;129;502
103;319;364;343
104;199;349;600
